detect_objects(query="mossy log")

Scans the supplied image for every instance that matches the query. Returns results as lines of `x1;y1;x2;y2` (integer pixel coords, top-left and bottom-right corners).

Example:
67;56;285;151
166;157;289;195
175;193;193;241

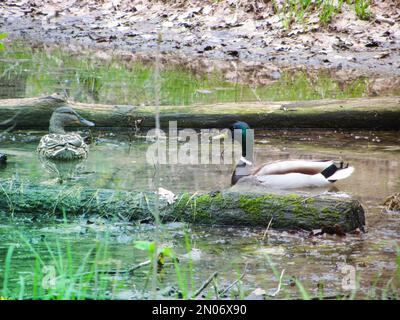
0;180;365;232
0;95;399;130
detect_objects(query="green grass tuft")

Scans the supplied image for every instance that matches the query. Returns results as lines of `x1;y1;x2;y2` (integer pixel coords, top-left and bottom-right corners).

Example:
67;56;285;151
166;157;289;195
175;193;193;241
275;0;374;28
354;0;374;20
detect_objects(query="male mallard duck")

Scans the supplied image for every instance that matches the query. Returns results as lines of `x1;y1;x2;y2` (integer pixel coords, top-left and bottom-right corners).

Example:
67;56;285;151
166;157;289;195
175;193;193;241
37;106;95;160
216;121;354;189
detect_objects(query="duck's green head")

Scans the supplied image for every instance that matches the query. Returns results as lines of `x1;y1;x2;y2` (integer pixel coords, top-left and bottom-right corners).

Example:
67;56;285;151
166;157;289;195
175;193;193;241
232;121;251;157
211;121;253;185
212;121;252;157
231;121;253;185
49;106;95;134
232;121;250;136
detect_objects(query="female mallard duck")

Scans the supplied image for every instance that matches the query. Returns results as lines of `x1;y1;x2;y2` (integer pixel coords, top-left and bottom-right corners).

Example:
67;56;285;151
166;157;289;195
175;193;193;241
216;121;354;189
37;106;95;160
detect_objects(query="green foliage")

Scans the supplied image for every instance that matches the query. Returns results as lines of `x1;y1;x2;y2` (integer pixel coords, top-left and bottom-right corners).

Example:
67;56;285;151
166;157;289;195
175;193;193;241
133;240;176;259
293;277;311;300
133;240;187;298
275;0;374;28
318;1;336;25
354;0;373;20
134;240;156;253
0;33;8;51
1;229;400;300
396;245;400;283
300;0;312;9
1;245;15;297
0;235;114;300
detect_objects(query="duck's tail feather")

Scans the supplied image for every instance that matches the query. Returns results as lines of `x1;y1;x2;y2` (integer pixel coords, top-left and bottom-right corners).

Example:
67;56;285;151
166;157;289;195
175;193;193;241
327;166;354;181
321;162;354;182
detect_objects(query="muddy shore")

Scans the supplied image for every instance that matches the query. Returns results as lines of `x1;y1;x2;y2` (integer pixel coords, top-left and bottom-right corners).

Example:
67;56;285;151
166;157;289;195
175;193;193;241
1;0;400;78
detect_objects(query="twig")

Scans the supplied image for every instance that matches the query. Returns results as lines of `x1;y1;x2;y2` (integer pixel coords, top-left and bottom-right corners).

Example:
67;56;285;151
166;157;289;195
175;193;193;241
0;111;21;138
105;259;151;275
218;264;247;298
311;293;350;300
262;217;273;241
249;86;262;102
270;268;285;297
212;279;219;300
128;259;152;273
0;110;21;126
191;271;218;299
301;194;323;204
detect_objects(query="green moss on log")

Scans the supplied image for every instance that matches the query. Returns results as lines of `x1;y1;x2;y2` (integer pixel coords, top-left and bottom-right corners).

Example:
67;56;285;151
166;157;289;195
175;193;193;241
0;179;365;232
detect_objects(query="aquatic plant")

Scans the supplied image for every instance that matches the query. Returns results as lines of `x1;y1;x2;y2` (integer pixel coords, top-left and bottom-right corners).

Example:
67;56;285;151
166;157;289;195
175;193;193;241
0;237;114;299
0;33;7;52
1;223;400;300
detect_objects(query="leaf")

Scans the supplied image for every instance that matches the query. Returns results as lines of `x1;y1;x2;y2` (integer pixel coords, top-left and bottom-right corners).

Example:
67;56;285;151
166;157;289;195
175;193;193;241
0;33;7;52
133;241;155;253
159;247;175;258
293;278;311;300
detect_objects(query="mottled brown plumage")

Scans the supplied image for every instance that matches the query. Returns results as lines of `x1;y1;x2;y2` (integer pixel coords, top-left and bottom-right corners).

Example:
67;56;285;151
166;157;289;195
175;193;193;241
37;106;95;161
37;133;90;160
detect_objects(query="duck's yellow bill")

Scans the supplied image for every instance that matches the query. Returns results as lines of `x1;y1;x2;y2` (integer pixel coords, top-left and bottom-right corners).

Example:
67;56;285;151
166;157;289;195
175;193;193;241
212;131;229;140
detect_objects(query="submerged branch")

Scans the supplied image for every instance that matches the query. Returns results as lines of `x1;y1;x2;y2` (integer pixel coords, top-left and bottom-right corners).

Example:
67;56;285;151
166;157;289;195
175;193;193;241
105;260;152;275
218;266;247;298
191;271;219;299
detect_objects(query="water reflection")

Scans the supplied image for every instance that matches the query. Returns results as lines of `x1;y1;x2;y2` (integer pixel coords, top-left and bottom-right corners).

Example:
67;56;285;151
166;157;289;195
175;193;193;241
0;70;28;99
2;45;400;106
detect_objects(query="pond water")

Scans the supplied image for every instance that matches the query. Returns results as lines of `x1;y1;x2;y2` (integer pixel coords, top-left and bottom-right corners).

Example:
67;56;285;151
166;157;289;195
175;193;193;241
1;43;399;105
0;129;399;299
0;44;400;299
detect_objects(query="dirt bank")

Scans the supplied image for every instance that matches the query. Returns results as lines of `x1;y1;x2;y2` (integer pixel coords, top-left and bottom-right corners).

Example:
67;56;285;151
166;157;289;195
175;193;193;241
1;0;400;77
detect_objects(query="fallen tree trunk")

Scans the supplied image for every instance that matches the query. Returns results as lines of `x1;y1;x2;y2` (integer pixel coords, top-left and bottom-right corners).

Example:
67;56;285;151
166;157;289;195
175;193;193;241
0;180;365;232
0;95;399;130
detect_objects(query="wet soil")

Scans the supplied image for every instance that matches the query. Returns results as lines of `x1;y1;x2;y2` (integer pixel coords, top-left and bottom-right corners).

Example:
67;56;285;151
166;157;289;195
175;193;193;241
1;0;400;80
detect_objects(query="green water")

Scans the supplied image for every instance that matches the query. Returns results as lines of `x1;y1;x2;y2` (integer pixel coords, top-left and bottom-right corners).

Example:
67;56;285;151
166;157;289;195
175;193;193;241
0;130;399;299
0;44;376;105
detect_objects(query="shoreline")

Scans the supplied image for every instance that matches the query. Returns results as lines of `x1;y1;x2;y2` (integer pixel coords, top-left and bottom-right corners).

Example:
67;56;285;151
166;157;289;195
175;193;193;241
1;0;400;78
